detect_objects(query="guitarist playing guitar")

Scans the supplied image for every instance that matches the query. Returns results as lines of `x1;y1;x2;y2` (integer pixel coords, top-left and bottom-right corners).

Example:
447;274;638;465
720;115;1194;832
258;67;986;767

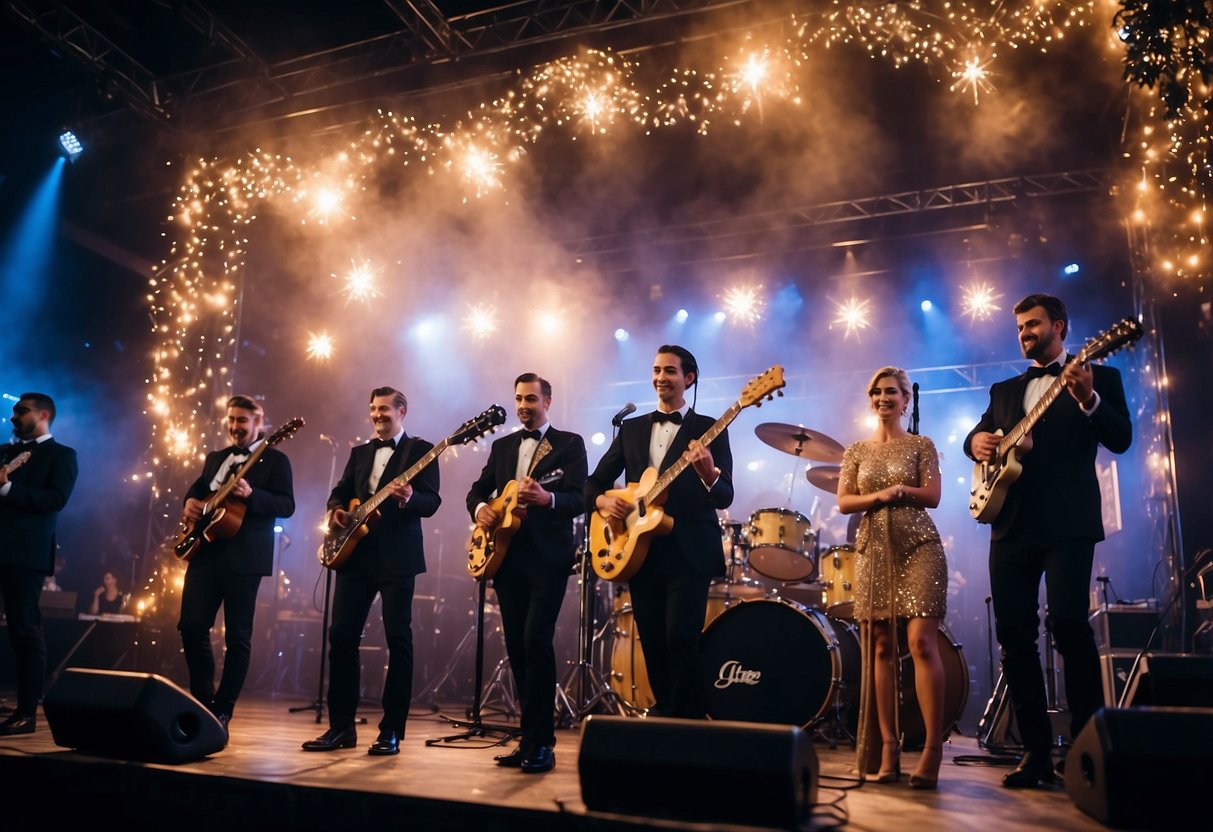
464;373;586;773
179;394;296;734
585;345;735;720
303;386;442;758
965;294;1133;789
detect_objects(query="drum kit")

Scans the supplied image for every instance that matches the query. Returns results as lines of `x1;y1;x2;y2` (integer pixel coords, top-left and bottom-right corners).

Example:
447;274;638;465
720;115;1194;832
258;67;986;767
605;422;968;747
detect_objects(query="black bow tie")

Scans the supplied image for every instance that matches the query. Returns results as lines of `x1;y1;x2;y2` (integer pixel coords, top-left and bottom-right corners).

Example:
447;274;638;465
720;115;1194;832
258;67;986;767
652;411;683;425
520;429;542;442
1024;363;1063;381
371;437;396;450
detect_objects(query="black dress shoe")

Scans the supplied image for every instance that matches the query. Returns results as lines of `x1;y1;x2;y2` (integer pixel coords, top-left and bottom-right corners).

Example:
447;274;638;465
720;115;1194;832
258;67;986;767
0;714;36;736
494;747;525;767
1002;751;1057;788
368;731;400;756
520;745;555;774
301;724;357;752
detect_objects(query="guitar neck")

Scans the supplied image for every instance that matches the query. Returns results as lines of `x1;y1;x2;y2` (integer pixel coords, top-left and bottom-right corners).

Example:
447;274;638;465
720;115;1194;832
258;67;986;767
209;444;270;508
642;401;741;504
360;438;449;515
997;348;1092;457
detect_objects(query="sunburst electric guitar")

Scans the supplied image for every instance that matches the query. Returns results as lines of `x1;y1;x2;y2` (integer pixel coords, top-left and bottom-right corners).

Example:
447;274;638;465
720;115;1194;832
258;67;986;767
319;405;506;570
589;366;786;582
466;468;565;581
969;317;1143;524
173;417;306;561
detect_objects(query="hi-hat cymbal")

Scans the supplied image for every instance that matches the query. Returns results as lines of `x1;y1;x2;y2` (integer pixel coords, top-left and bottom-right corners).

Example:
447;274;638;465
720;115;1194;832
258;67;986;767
805;464;842;493
754;422;845;463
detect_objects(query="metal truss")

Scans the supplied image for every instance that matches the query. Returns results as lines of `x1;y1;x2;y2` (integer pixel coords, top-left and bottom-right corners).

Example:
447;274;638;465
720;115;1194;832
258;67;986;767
565;169;1112;260
8;0;762;133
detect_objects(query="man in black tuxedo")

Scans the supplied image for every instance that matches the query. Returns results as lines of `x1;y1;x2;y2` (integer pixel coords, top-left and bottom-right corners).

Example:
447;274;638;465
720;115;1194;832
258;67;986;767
179;394;295;732
466;373;587;773
303;386;440;756
0;393;78;736
585;345;733;718
965;294;1132;788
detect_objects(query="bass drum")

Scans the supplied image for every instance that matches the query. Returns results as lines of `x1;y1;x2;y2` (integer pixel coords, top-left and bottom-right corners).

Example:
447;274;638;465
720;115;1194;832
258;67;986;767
699;599;860;728
897;623;970;750
609;587;735;712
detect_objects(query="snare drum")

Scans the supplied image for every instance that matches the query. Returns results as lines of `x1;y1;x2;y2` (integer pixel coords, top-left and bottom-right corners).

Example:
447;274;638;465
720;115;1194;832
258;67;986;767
745;508;816;582
818;544;856;619
699;599;860;727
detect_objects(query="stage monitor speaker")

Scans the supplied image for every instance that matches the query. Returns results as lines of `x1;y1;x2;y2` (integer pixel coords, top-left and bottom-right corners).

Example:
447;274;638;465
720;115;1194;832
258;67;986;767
1119;652;1213;707
578;715;817;828
43;668;227;763
1064;706;1212;828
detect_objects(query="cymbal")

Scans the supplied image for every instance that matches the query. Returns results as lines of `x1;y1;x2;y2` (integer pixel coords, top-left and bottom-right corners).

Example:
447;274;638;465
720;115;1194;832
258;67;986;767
754;422;845;463
805;464;841;493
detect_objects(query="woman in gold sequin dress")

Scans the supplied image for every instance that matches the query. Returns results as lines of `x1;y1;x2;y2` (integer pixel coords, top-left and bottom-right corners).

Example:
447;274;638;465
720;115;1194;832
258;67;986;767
837;366;948;789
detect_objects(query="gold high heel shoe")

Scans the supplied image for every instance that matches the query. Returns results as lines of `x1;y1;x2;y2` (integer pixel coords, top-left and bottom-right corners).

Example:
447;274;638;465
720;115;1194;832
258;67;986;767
909;744;943;790
875;740;901;783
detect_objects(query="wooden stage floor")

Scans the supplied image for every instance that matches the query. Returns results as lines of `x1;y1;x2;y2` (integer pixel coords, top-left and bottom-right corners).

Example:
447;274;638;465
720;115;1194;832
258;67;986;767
0;696;1109;831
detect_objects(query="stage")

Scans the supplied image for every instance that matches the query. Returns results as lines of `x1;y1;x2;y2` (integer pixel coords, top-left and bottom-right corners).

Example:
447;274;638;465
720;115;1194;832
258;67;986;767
0;697;1106;831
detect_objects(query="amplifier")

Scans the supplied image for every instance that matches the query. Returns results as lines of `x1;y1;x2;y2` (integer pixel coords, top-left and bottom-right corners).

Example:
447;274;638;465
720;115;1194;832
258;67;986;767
1089;605;1158;652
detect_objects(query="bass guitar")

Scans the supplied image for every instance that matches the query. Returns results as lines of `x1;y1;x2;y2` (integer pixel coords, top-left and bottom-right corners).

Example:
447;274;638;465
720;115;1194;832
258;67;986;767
173;417;306;561
319;405;506;569
466;468;565;581
589;365;785;582
969;317;1143;523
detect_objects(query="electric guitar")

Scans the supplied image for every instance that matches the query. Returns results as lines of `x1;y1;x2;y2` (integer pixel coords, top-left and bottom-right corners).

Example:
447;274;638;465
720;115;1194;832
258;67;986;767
319;405;506;569
589;366;785;582
969;317;1143;523
173;417;306;561
466;467;565;581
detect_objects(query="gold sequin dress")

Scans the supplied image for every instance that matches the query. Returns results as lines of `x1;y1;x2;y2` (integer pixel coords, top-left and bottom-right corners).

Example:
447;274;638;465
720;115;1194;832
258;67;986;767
839;434;947;621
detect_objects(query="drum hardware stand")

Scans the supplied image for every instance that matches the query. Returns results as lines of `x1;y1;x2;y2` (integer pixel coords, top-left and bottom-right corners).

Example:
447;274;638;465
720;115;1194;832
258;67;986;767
555;541;631;727
426;578;520;747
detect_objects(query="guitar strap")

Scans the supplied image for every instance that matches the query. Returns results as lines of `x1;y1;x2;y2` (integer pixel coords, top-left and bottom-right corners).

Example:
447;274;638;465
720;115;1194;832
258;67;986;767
527;436;551;476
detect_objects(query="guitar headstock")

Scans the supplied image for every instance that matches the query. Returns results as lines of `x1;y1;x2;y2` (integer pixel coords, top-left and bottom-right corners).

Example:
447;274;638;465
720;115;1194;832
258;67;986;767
453;405;507;445
1077;318;1144;365
740;365;786;408
266;416;305;445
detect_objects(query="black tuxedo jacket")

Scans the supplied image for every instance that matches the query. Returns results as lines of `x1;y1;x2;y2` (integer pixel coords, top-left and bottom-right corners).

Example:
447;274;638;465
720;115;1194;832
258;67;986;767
327;434;441;577
964;360;1132;542
0;439;78;573
185;443;295;575
584;411;733;577
465;427;589;573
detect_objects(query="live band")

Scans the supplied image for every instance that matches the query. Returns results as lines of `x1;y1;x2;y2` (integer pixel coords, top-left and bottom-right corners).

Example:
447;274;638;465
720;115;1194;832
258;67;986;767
0;293;1135;790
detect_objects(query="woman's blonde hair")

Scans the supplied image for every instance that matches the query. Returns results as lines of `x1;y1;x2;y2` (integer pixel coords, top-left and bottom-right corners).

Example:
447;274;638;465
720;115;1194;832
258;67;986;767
867;366;912;401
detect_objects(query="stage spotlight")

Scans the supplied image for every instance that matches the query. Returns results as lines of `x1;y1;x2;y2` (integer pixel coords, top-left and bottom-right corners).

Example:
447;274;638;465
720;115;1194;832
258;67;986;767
274;524;284;534
591;432;606;446
614;328;629;342
920;299;934;312
713;311;727;324
675;308;689;323
1063;262;1081;276
58;130;83;161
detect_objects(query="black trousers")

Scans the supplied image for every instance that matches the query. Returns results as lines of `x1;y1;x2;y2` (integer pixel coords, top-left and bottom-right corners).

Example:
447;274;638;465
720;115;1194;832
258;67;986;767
177;554;263;717
627;540;711;719
327;565;416;736
492;552;568;751
0;565;46;716
990;534;1102;751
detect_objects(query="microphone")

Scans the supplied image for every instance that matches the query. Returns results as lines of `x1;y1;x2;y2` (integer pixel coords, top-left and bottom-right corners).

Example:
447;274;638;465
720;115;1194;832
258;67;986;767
611;402;637;426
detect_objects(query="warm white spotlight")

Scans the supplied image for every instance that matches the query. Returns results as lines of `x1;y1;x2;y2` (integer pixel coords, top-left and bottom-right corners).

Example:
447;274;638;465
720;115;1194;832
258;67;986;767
721;285;765;324
306;331;335;361
960;282;1003;323
831;296;871;338
463;303;498;342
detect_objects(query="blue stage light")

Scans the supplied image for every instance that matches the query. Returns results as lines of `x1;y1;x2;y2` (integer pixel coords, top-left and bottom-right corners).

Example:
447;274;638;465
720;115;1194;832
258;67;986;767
1063;262;1080;275
58;130;83;161
920;299;933;312
675;308;689;323
713;311;726;323
614;328;629;342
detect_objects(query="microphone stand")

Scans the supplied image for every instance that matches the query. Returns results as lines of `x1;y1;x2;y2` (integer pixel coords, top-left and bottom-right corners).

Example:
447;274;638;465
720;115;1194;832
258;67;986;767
910;382;920;436
425;577;519;746
290;434;354;723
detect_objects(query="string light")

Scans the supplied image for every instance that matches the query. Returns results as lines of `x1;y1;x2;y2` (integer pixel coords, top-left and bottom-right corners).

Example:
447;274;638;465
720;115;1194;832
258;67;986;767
146;4;1204;534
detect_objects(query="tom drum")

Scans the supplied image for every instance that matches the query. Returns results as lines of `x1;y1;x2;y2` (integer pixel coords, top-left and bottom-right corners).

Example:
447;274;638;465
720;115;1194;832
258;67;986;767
745;508;816;582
